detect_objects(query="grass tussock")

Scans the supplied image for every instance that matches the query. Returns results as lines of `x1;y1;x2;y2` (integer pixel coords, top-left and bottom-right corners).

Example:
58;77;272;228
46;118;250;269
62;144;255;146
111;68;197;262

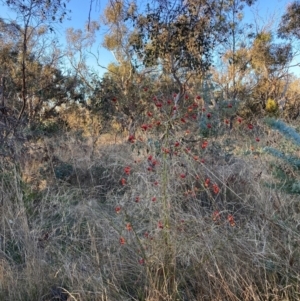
0;118;300;301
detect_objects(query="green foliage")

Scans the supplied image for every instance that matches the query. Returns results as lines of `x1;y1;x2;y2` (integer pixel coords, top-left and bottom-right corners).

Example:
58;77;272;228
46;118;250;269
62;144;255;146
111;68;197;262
251;31;293;73
89;75;121;117
278;0;300;39
22;184;43;217
264;118;300;194
264;147;300;168
265;118;300;145
33;120;62;136
198;114;216;138
128;1;213;73
2;0;69;24
221;28;293;116
127;0;257;77
5;239;24;264
267;162;300;194
291;180;300;193
0;17;85;126
54;162;74;180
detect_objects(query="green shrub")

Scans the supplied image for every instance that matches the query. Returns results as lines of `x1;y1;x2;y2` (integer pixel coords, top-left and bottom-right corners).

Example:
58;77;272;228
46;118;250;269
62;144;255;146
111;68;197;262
264;118;300;194
54;162;74;180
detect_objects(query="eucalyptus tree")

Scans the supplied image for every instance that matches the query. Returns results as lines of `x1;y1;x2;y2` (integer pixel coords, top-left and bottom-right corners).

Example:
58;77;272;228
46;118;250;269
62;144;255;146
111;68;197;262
125;0;257;99
0;0;69;120
0;16;84;125
214;0;256;101
249;31;293;110
278;1;300;40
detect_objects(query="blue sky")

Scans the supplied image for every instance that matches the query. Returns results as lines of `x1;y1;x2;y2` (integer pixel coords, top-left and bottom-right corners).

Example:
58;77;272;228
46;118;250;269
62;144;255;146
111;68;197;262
62;0;114;76
0;0;297;77
64;0;297;76
0;0;115;77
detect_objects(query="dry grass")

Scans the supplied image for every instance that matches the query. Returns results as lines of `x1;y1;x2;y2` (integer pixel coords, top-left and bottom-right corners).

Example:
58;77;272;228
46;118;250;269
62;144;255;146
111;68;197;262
0;123;299;301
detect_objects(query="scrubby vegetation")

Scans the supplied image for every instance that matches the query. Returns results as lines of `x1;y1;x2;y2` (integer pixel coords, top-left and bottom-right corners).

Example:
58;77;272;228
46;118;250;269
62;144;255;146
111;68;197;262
0;0;300;300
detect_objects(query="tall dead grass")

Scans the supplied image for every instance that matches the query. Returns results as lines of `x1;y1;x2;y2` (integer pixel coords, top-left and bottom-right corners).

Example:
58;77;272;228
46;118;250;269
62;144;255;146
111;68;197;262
0;129;299;301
